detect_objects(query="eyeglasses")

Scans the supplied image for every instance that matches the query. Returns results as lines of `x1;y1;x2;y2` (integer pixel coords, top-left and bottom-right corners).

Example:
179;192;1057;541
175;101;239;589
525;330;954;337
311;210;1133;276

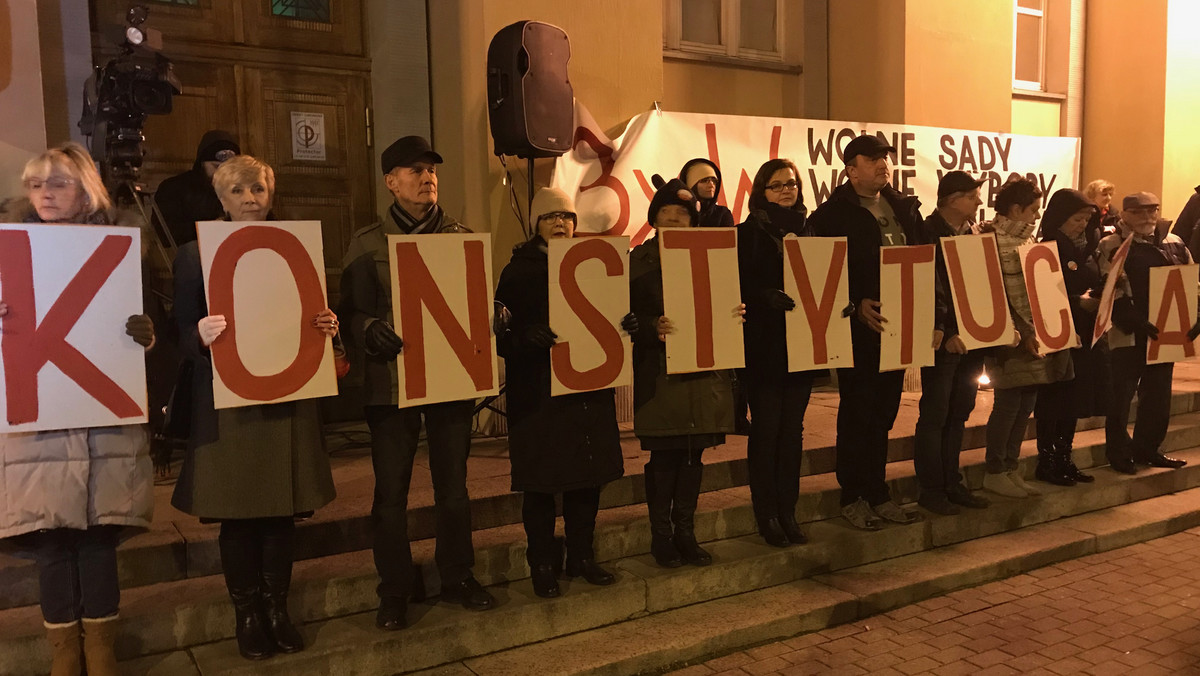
539;211;576;224
23;176;77;191
765;180;799;193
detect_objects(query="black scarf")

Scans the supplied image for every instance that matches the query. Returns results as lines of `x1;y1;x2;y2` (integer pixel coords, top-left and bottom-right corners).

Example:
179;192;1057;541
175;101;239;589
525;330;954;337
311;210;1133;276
389;202;444;235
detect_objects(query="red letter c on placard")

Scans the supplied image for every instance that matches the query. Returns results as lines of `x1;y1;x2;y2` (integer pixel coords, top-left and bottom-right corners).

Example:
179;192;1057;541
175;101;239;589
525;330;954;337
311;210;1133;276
207;226;326;401
1023;244;1072;352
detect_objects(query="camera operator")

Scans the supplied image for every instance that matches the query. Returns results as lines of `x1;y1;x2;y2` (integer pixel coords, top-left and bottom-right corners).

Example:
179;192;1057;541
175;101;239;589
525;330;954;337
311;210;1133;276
154;130;240;246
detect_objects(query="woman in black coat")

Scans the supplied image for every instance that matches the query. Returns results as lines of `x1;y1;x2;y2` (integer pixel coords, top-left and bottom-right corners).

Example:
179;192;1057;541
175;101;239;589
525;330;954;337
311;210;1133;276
737;158;814;547
1033;188;1104;486
494;187;632;598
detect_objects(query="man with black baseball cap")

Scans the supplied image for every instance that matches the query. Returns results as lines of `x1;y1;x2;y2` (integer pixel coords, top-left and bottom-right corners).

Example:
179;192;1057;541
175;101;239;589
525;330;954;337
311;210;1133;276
340;135;492;631
807;134;926;530
912;171;990;515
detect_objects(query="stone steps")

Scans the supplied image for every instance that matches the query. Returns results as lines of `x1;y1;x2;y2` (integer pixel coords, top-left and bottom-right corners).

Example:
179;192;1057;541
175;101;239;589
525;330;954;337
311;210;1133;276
1;389;1196;614
3;411;1200;675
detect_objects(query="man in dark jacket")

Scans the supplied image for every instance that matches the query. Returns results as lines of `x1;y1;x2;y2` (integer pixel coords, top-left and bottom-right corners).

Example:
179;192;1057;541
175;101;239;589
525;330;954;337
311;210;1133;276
154;130;240;246
1104;192;1191;474
340;136;493;631
678;158;734;228
807;134;924;530
912;171;990;515
1170;185;1200;261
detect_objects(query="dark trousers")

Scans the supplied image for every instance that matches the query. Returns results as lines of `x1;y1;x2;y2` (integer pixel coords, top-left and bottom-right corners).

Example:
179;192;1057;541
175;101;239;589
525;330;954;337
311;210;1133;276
914;351;983;497
522;486;601;566
1035;378;1078;448
366;401;475;600
836;357;904;507
218;517;295;592
985;385;1038;473
30;526;122;624
1106;347;1174;462
745;369;814;520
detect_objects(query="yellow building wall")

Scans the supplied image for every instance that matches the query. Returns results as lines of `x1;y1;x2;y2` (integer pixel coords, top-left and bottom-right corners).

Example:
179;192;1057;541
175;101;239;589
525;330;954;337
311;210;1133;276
662;61;801;118
0;0;49;197
1011;99;1062;137
1162;0;1200;218
827;0;906;123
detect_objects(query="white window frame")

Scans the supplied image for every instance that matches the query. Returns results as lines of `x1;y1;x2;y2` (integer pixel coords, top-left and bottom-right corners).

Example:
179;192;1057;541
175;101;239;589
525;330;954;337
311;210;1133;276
663;0;786;64
1013;2;1047;91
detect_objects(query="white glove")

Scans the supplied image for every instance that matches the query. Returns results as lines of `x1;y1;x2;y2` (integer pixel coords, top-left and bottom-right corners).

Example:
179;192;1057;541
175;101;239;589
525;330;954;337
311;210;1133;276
198;315;227;347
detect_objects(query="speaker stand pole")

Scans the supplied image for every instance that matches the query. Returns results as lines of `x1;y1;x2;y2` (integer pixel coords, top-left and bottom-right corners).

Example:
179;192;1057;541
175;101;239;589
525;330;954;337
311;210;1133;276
527;156;535;236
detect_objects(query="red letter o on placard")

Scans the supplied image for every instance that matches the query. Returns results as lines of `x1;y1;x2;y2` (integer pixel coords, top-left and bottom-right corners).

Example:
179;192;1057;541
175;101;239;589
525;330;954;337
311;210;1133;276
207;226;326;401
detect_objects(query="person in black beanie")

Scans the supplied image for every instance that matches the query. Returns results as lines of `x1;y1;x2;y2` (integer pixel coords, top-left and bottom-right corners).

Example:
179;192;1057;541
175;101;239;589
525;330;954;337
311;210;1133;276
155;129;240;246
737;158;815;546
630;177;740;568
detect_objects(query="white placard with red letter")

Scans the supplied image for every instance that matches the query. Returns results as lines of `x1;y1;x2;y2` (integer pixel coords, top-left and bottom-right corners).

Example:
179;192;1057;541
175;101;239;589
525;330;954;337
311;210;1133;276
198;220;338;409
940;234;1015;350
1093;235;1133;347
1018;242;1079;355
1147;264;1199;365
659;227;745;373
548;236;632;395
879;245;937;372
783;235;853;371
389;233;499;406
0;223;148;432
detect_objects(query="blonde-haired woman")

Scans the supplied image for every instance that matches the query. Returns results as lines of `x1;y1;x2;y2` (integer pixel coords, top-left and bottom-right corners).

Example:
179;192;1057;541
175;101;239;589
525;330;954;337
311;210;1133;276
1;142;155;676
1085;179;1117;235
171;154;338;660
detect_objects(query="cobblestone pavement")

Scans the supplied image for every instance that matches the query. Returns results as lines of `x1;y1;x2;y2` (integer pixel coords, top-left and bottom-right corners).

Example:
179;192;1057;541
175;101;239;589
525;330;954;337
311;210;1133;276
668;528;1200;676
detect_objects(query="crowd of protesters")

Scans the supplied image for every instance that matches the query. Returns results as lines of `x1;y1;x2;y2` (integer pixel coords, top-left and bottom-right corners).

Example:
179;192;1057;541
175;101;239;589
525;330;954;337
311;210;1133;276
2;130;1197;674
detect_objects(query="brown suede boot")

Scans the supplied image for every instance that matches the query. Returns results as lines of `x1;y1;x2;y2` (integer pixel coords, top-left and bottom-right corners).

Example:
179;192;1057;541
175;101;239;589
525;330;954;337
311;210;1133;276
44;621;82;676
82;615;120;676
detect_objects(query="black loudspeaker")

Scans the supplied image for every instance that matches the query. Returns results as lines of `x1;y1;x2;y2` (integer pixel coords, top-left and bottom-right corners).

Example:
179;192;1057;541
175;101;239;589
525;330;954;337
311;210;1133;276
487;20;573;159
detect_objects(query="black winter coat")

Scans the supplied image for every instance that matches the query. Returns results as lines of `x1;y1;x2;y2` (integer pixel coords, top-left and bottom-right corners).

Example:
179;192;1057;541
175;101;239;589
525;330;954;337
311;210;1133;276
920;210;963;341
738;203;810;375
807;182;924;359
1040;229;1108;418
155;168;225;247
495;238;624;493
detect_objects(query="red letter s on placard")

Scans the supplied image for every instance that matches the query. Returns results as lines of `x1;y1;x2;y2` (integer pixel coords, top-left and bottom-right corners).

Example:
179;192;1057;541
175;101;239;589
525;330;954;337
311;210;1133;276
550;239;625;391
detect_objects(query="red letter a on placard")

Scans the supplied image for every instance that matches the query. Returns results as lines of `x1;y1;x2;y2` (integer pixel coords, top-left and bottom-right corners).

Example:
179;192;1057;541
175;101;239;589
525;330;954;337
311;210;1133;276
0;230;143;424
1148;268;1197;362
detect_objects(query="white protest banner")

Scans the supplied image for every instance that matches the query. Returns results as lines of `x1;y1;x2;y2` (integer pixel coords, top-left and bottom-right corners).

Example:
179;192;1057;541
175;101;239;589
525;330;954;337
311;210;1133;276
879;245;937;372
198;220;337;409
1093;235;1133;347
553;106;1080;244
782;235;853;371
0;223;147;432
658;227;744;373
548;236;632;395
940;234;1015;350
1018;241;1079;355
389;233;499;406
1147;264;1199;365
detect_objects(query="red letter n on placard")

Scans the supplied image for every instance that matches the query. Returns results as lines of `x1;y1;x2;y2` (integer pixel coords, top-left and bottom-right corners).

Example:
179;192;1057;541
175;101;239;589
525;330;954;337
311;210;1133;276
659;228;743;373
0;230;143;426
549;238;629;395
392;235;499;405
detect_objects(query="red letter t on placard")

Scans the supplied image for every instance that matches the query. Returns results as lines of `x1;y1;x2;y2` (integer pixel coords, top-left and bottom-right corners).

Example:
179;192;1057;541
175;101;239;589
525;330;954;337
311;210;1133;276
661;229;737;369
880;245;935;366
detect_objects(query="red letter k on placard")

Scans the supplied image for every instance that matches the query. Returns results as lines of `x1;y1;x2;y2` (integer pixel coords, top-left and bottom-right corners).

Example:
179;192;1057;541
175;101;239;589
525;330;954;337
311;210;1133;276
0;231;143;424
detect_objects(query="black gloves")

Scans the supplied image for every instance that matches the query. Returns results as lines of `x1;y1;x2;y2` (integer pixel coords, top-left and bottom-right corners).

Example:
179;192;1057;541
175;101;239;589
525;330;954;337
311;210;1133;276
365;320;405;360
1188;319;1200;342
125;314;154;347
523;324;558;349
765;289;796;311
620;312;639;335
1136;320;1160;342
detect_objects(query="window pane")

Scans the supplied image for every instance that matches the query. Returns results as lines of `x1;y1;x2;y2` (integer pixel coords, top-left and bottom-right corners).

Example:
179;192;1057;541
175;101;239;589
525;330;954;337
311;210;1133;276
1017;0;1043;10
272;0;331;23
681;0;722;46
740;0;777;52
1014;13;1042;83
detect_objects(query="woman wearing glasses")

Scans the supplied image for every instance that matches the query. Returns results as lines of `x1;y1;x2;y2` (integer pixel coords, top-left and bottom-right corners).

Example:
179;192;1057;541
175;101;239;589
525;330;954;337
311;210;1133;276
1;142;155;676
737;159;814;547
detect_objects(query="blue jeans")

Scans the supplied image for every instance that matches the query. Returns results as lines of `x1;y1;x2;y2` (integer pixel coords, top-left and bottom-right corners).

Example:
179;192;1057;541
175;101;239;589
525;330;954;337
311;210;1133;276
985;385;1038;473
28;526;122;624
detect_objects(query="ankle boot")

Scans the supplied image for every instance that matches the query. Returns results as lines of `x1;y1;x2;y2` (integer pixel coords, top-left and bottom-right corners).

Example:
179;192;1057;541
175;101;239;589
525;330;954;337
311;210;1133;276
1035;442;1075;486
261;529;305;653
220;535;274;660
44;621;82;676
81;615;120;676
1058;439;1094;483
645;464;683;568
671;463;712;566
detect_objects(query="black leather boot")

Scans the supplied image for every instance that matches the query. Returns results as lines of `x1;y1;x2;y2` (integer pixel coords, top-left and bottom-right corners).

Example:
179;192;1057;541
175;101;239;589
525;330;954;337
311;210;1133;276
261;525;305;653
219;533;274;661
1035;442;1075;486
1057;439;1094;483
645;464;683;568
672;463;712;566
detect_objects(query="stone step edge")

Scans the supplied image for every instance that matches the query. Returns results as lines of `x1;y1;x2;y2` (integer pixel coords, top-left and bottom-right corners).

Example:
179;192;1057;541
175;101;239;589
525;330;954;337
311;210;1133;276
455;488;1200;676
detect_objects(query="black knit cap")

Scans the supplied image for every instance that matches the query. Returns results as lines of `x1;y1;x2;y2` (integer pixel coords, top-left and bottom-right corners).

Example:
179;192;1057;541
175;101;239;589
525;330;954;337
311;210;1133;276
195;130;239;163
647;176;700;226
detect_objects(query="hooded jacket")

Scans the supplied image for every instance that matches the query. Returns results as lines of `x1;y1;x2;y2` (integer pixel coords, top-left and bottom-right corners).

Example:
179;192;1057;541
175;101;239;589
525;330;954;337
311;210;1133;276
679;158;735;229
154;130;239;246
1039;189;1103;340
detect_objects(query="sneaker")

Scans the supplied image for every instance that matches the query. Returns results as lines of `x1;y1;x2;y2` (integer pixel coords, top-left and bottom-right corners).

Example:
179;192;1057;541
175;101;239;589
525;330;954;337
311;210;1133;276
982;472;1027;498
841;498;885;530
917;492;961;516
1007;471;1042;495
872;499;922;524
946;484;990;509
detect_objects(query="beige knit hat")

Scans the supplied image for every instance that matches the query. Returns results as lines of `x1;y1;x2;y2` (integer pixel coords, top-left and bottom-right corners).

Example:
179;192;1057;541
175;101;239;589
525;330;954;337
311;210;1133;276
531;187;576;225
